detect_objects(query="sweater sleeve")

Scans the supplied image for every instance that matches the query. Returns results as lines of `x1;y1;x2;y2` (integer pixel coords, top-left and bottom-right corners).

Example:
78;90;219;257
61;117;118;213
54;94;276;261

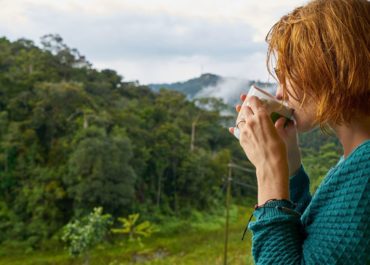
248;200;305;265
247;148;370;265
289;165;312;214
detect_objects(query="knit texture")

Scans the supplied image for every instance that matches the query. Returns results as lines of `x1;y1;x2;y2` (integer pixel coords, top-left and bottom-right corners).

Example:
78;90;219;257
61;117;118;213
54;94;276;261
248;139;370;265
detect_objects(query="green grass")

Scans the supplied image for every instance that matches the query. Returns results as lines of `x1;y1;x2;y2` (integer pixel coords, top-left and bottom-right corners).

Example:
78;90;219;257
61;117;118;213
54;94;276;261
0;205;255;265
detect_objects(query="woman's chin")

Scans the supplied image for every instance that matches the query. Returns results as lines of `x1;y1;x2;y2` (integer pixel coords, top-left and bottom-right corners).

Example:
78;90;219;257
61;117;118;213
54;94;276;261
296;120;317;133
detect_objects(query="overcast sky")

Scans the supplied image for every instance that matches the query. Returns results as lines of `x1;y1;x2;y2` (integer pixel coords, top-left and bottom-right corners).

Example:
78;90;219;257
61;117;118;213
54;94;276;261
0;0;307;84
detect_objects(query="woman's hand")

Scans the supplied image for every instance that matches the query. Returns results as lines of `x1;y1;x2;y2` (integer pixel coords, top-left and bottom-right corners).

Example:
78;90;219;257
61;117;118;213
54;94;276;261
274;115;302;176
229;95;290;204
231;94;302;176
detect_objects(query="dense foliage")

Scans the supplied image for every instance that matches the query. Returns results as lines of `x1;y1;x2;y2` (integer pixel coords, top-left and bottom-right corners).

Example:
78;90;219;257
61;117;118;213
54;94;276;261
62;207;112;258
0;35;251;248
0;35;341;249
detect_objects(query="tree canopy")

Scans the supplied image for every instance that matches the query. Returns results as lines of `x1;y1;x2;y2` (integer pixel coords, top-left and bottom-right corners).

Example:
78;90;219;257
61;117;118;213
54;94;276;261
0;35;341;249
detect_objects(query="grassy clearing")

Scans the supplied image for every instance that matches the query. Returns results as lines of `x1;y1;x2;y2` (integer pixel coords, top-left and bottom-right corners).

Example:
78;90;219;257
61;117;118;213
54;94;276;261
0;205;255;265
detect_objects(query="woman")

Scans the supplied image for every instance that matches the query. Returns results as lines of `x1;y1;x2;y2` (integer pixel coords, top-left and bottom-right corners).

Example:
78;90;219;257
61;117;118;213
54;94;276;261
229;0;370;264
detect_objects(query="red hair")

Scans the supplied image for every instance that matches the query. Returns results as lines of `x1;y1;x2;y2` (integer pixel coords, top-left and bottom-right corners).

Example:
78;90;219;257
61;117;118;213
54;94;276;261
266;0;370;129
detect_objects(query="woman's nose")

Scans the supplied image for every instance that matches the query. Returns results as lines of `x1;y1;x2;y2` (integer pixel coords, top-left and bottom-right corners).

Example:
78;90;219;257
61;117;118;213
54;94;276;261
275;86;284;101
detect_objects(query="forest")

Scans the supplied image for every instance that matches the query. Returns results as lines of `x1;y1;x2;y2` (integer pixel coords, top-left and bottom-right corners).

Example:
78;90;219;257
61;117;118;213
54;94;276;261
0;35;342;264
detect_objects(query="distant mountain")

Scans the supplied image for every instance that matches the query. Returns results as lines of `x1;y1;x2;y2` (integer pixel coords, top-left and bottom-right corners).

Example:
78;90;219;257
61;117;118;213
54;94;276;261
147;73;222;98
147;73;277;106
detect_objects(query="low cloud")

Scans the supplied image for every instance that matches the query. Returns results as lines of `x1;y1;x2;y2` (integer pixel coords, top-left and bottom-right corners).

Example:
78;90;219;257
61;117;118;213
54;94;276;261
194;75;277;107
195;77;250;105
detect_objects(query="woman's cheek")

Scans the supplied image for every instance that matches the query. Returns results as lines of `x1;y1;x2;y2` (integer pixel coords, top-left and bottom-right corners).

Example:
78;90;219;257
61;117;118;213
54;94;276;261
294;112;316;133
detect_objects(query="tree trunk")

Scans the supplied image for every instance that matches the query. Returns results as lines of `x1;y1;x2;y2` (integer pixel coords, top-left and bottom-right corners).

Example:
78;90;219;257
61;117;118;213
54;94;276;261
83;253;90;265
83;113;89;129
190;121;196;152
156;172;162;208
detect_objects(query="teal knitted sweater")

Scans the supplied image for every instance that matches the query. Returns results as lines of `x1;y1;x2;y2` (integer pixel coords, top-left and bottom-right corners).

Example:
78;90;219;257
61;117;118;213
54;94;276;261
248;139;370;265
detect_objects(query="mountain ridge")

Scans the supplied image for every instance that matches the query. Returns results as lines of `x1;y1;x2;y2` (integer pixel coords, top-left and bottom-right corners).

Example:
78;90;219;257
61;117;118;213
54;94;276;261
147;73;276;105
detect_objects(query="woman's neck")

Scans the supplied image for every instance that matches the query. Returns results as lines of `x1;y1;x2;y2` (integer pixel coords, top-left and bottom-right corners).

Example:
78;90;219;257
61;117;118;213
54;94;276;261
331;116;370;159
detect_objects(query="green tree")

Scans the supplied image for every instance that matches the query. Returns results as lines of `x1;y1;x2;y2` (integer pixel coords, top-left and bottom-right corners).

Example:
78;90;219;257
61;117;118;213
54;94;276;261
111;213;158;246
62;207;112;264
65;127;136;216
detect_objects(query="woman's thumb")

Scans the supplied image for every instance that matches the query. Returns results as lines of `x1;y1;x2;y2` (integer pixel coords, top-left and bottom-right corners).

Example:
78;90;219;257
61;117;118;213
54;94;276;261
275;116;297;137
275;117;287;133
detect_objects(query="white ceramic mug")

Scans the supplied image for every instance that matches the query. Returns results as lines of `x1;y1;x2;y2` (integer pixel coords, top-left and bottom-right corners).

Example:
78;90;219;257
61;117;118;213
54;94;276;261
233;85;294;140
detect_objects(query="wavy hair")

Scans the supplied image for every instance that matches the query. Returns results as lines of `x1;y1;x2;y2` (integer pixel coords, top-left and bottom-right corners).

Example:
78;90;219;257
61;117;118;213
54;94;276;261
266;0;370;131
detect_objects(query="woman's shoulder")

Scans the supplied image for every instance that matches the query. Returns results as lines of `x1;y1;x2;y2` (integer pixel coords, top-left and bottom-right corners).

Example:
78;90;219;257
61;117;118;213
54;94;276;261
321;139;370;187
306;140;370;217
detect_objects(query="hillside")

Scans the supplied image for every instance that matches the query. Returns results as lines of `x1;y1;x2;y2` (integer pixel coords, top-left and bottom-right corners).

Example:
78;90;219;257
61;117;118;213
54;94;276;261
0;35;254;249
148;73;222;97
0;35;342;258
147;74;276;105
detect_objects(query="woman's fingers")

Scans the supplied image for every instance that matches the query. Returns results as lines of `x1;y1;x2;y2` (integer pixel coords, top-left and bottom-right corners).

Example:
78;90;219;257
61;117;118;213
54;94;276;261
231;94;247;135
241;105;254;116
246;96;264;113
